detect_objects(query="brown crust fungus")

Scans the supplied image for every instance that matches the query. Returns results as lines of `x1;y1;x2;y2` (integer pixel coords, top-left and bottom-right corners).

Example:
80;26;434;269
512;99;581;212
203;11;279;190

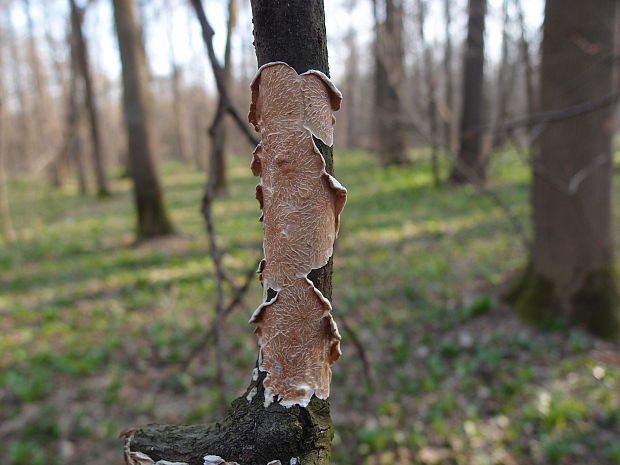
248;62;346;408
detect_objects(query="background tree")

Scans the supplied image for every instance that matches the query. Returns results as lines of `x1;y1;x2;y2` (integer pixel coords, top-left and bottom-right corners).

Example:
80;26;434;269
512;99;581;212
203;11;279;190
70;0;110;197
417;0;440;186
112;0;174;239
373;0;408;166
507;0;620;338
449;0;487;184
0;26;16;243
442;0;456;153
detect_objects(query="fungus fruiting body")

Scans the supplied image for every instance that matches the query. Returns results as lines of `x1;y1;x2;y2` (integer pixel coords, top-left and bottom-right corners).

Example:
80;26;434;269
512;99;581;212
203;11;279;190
249;62;346;408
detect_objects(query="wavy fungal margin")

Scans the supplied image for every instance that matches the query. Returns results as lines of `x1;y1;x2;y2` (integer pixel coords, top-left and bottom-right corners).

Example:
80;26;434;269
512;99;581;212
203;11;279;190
248;62;346;408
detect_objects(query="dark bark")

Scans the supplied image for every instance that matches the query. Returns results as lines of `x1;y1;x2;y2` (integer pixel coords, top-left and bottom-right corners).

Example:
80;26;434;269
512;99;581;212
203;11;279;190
508;0;620;338
449;0;487;184
373;0;409;165
70;0;110;197
123;1;337;464
113;0;174;239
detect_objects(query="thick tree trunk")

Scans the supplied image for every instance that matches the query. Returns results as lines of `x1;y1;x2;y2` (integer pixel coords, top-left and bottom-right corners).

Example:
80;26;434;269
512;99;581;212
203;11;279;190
70;0;110;197
373;0;409;166
113;0;174;239
507;0;620;338
122;2;341;464
449;0;487;184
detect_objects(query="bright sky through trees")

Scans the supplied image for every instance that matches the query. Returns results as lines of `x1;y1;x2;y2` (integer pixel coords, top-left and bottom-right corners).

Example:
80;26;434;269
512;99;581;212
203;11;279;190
4;0;543;97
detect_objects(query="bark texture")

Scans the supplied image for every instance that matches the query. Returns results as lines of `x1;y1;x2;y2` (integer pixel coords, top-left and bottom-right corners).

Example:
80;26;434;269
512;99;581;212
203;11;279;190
508;0;620;338
449;0;487;184
123;1;339;464
113;0;174;239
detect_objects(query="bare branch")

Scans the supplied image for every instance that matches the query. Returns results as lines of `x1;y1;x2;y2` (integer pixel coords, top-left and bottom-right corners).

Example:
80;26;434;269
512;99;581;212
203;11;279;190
189;0;259;147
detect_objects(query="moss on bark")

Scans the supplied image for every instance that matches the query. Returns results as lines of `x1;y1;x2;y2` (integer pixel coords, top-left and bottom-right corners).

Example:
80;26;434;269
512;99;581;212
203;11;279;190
572;267;620;339
506;264;620;339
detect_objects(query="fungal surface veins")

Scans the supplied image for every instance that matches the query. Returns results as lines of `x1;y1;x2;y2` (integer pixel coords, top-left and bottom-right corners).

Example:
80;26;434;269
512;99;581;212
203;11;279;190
248;62;346;408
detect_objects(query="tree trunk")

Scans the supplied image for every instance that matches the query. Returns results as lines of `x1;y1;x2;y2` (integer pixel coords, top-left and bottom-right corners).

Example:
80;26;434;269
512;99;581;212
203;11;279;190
507;0;620;338
418;0;440;186
442;0;456;154
343;27;358;150
5;14;30;172
449;0;487;184
69;0;110;197
491;0;514;149
0;32;16;243
514;0;536;122
112;0;174;239
165;0;190;164
373;0;409;166
210;0;236;196
122;1;343;463
67;25;88;196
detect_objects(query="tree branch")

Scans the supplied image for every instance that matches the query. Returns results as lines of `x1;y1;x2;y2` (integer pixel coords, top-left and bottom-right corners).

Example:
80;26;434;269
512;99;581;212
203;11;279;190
189;0;259;147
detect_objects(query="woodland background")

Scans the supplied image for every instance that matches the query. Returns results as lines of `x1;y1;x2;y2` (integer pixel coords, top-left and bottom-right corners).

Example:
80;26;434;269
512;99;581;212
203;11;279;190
1;0;619;464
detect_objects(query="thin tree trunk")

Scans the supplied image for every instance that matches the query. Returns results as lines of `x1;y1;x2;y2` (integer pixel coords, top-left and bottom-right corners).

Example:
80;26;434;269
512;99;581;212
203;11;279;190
418;0;440;186
0;30;16;243
344;27;358;150
442;0;455;153
491;0;512;149
70;0;110;197
112;0;174;239
211;0;236;196
449;0;487;184
67;25;88;196
507;0;620;338
122;1;341;463
514;0;536;121
373;0;409;166
165;0;190;163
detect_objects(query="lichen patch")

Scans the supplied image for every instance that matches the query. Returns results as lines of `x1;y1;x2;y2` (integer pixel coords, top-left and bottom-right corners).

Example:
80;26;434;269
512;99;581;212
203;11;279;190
248;62;345;408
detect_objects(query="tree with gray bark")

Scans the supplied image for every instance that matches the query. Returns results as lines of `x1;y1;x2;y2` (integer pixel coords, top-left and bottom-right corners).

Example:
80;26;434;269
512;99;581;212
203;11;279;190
112;0;174;239
506;0;620;338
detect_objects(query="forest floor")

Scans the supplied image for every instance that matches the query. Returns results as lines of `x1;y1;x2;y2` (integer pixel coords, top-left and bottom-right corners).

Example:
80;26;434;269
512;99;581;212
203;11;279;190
1;149;619;465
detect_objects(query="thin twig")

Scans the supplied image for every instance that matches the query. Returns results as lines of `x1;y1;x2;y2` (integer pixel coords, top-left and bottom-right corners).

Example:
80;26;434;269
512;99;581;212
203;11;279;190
339;316;374;389
189;0;259;147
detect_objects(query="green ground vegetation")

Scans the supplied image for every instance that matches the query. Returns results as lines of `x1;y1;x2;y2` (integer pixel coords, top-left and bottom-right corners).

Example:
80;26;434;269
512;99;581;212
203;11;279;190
1;149;619;465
